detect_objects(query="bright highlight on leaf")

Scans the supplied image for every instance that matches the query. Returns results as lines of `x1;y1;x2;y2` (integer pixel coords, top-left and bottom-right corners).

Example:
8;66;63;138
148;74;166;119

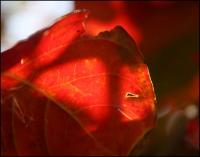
1;10;156;156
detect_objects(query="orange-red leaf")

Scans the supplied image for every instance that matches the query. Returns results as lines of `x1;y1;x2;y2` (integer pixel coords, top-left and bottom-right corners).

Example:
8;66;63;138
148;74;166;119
1;10;156;156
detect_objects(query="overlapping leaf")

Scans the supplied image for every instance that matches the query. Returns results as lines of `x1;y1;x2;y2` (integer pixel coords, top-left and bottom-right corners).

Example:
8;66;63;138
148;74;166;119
1;10;156;156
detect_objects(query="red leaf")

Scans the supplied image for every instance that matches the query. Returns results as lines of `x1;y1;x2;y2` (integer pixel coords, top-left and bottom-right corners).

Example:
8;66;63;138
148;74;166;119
1;10;156;156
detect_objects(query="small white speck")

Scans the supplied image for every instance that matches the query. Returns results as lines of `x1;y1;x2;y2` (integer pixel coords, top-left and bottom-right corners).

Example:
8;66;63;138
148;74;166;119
125;92;139;98
20;59;24;64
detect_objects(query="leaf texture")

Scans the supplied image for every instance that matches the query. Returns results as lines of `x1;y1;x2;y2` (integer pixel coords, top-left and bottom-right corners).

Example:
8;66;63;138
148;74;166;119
1;10;156;156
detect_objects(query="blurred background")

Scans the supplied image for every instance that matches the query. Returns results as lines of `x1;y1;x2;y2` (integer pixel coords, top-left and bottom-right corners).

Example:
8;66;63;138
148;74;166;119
1;1;199;156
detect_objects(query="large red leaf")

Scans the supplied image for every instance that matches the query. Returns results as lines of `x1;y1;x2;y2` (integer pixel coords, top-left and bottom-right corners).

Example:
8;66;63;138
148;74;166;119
1;10;156;156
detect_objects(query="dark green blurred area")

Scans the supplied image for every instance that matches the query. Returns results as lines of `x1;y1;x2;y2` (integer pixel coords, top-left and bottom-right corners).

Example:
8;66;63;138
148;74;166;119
147;31;199;101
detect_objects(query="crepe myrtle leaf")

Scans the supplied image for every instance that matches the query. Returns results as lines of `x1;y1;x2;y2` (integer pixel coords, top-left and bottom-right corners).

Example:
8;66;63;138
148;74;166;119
1;10;156;156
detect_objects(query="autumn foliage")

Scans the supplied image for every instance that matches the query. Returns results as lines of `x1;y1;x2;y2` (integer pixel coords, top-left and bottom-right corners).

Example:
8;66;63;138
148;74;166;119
0;10;157;156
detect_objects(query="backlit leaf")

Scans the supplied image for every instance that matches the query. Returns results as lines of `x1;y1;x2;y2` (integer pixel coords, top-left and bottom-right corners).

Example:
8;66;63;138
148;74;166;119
1;10;156;156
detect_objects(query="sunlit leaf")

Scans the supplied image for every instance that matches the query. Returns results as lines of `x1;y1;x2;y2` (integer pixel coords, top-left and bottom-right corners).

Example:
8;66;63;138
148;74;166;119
1;10;156;156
